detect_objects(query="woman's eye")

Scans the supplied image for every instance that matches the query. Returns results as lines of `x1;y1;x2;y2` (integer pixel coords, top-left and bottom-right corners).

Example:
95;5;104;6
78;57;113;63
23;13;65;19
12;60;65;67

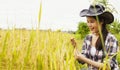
87;21;94;24
90;20;95;23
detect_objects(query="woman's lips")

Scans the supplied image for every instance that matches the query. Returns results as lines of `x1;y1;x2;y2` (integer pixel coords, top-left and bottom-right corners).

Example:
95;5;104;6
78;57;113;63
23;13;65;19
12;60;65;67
90;27;94;31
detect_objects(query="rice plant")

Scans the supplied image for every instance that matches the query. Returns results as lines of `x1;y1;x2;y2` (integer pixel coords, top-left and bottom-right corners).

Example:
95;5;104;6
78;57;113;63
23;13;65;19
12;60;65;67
0;29;84;70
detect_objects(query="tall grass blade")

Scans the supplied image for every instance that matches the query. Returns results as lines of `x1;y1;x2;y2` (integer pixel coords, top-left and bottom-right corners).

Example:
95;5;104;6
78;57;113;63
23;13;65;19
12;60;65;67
2;31;10;55
38;0;42;28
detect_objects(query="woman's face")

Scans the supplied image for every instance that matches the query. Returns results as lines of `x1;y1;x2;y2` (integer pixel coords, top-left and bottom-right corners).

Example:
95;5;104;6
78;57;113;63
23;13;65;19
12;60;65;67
86;16;102;34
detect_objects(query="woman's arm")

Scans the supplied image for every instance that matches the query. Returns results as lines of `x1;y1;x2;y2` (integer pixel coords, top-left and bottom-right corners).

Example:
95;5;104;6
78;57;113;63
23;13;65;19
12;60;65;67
74;49;104;68
71;38;103;68
106;34;119;69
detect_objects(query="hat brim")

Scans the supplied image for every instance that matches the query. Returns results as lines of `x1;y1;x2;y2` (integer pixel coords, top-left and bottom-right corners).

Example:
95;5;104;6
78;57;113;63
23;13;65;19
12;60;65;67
80;9;103;17
80;9;114;24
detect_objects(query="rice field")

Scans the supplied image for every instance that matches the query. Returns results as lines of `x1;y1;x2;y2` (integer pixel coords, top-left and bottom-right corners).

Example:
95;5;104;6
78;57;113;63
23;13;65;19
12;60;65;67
0;29;120;70
0;29;85;70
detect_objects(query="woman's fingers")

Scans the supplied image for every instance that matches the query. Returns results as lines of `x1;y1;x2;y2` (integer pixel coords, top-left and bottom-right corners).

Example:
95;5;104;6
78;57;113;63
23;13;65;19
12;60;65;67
70;38;76;48
74;49;80;59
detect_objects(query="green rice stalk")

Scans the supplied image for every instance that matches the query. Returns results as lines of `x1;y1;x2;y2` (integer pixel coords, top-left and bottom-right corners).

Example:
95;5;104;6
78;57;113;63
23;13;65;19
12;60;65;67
92;4;107;70
24;29;34;69
92;4;106;54
38;0;42;28
37;54;43;70
0;30;10;69
1;30;10;56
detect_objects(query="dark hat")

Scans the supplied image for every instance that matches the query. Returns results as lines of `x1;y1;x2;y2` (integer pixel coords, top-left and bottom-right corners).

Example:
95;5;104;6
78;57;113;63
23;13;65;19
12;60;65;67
80;4;114;24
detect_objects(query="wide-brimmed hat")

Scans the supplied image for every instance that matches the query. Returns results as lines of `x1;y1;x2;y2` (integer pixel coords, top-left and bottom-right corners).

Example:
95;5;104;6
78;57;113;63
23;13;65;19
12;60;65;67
80;4;114;24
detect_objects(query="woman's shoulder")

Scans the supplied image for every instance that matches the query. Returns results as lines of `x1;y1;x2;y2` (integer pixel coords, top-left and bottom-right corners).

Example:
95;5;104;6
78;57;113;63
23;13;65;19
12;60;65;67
84;34;92;40
106;32;117;41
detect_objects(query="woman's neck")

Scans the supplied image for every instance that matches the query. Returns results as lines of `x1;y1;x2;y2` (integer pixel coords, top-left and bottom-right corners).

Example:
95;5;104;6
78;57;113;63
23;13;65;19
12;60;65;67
91;33;99;47
93;33;99;37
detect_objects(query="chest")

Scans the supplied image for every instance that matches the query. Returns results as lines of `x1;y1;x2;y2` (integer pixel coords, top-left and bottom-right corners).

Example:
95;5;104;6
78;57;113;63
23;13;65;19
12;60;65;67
91;35;99;47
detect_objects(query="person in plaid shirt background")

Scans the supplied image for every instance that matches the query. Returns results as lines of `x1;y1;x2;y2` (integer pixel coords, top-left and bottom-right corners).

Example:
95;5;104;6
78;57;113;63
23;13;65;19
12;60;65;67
71;4;119;70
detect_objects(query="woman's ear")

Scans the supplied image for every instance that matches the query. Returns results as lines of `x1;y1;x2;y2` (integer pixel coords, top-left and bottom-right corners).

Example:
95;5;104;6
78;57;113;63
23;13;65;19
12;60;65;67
99;19;104;25
101;19;104;24
101;22;103;25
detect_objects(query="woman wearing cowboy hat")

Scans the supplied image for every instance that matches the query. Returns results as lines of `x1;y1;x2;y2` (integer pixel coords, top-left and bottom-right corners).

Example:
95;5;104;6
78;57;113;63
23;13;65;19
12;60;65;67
71;4;119;70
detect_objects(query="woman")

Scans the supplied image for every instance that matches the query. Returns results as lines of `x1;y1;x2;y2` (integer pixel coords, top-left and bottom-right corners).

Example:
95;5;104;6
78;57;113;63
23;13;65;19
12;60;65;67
71;4;119;70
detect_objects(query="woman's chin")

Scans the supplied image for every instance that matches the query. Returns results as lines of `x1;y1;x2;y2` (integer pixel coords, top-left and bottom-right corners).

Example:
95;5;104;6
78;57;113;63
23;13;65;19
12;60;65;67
91;31;98;34
91;31;95;34
91;32;99;36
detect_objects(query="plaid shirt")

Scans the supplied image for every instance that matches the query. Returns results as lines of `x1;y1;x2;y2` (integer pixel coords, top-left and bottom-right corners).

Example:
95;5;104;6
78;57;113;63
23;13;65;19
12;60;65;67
81;33;119;70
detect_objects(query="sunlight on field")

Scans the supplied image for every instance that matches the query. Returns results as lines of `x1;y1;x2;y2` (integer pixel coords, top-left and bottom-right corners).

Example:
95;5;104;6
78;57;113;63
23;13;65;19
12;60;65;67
0;29;84;70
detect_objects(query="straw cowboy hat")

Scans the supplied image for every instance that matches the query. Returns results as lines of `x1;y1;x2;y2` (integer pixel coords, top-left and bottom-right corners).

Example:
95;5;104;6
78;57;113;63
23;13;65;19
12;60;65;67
80;4;114;24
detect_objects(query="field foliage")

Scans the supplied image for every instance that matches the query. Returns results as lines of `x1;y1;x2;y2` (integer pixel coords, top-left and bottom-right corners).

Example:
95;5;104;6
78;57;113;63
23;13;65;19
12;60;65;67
0;29;119;70
0;29;84;70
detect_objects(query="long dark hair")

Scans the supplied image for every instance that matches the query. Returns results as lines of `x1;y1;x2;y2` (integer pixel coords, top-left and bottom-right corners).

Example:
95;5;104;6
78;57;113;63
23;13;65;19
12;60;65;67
93;15;108;51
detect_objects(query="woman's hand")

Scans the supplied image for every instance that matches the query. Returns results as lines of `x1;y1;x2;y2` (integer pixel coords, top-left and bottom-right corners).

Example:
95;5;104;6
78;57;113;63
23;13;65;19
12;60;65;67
74;49;85;60
70;39;104;69
70;38;81;60
74;48;81;60
70;38;77;48
74;48;104;68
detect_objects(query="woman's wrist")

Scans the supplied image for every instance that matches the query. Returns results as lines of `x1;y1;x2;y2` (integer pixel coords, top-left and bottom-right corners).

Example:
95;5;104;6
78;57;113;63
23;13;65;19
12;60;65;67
76;53;104;68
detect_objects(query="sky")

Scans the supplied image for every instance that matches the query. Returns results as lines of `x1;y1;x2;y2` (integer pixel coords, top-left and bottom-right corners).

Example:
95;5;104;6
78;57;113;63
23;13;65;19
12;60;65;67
0;0;120;31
